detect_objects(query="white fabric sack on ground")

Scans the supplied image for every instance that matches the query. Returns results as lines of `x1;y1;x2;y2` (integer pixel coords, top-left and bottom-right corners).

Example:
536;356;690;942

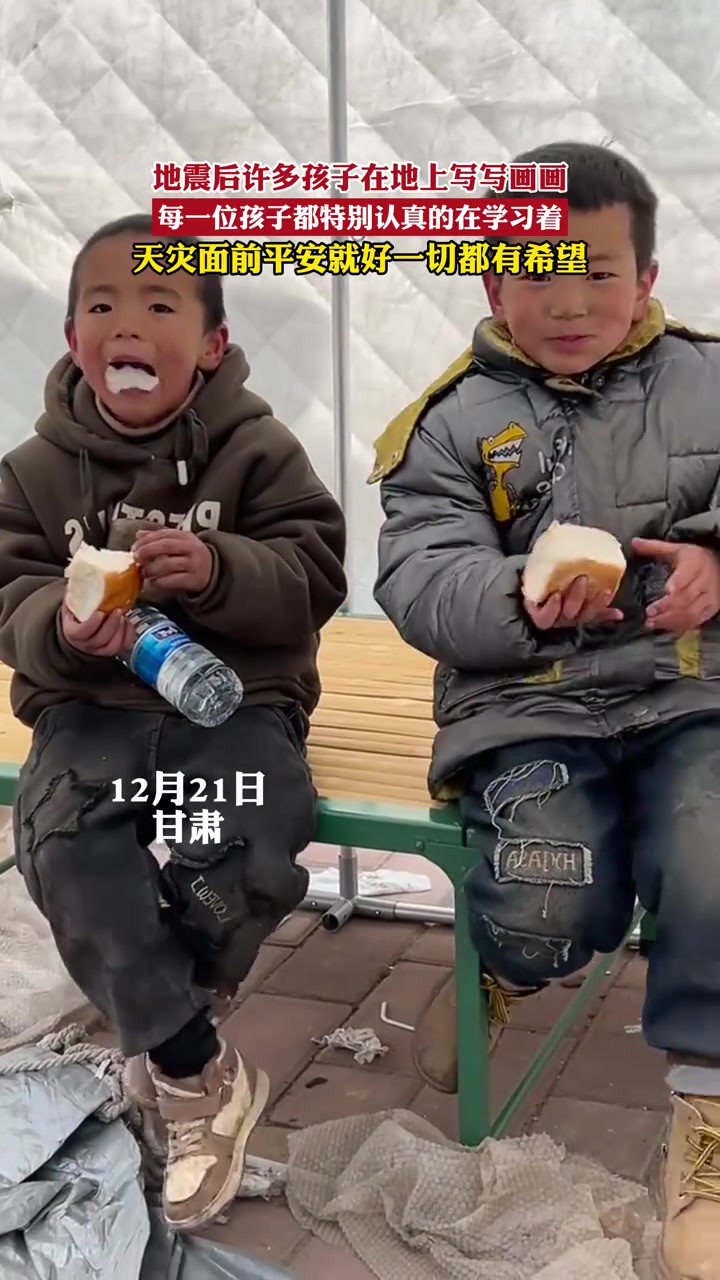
0;819;89;1050
285;1110;660;1280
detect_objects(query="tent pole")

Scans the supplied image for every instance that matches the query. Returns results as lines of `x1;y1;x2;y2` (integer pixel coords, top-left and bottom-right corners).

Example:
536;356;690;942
312;0;362;931
326;0;351;549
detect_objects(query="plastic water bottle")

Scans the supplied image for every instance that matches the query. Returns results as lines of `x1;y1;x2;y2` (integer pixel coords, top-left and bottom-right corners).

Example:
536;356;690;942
119;604;244;727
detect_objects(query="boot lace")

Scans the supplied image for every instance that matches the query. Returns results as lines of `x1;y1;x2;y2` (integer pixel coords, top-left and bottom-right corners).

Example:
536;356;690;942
683;1119;720;1201
481;974;542;1028
166;1118;209;1163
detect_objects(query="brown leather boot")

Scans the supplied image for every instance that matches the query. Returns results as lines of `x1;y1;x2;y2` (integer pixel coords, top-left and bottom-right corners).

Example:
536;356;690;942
412;973;542;1094
658;1092;720;1278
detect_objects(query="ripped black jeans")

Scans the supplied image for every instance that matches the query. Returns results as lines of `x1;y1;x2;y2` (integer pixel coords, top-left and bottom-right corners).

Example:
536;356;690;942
461;711;720;1060
13;701;316;1058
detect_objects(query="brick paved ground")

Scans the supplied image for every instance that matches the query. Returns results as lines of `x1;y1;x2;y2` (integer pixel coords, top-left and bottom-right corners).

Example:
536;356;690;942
96;845;667;1277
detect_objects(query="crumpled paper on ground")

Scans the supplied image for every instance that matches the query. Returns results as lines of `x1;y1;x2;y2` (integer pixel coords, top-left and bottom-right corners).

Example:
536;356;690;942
284;1110;660;1280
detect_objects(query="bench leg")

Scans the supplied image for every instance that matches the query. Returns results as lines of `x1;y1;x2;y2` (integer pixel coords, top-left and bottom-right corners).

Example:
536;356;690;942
453;875;490;1146
313;844;359;930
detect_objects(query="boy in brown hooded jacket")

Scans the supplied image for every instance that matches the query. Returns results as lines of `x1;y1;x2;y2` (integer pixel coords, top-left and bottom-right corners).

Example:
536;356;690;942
0;214;347;1231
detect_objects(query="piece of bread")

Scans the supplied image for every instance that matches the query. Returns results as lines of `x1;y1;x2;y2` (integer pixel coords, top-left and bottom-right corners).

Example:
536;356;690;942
522;522;626;606
64;541;141;622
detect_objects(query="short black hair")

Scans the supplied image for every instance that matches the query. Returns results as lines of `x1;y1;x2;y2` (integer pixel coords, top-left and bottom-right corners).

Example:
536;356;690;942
486;140;658;272
66;213;226;330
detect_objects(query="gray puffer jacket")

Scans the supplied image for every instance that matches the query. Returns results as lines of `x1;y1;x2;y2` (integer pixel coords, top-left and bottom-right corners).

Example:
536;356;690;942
371;300;720;799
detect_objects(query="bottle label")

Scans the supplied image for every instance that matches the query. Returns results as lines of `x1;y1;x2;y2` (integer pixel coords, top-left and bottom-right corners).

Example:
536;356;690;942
126;611;193;687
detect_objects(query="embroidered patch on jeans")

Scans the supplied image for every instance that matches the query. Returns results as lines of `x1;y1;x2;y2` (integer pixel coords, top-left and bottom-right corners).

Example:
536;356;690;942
190;874;232;924
494;838;593;887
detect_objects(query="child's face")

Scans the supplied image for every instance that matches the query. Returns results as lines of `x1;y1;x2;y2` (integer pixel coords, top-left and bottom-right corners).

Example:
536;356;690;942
484;204;658;375
66;232;226;426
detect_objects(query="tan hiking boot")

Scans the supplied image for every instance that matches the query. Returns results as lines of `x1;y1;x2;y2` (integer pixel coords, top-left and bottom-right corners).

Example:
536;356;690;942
124;995;234;1112
413;973;542;1094
150;1036;269;1231
658;1092;720;1278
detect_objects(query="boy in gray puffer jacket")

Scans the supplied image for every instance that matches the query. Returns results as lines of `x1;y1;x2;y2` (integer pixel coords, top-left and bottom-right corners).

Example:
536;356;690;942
372;140;720;1280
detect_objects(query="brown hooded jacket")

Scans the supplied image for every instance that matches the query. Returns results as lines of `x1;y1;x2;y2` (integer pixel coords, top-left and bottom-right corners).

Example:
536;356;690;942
0;345;347;726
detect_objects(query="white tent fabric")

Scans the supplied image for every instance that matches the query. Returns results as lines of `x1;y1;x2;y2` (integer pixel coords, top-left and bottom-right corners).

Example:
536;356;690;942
1;1;720;611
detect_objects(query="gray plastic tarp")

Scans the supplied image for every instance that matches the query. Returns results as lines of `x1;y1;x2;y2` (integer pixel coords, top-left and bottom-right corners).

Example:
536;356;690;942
0;1044;294;1280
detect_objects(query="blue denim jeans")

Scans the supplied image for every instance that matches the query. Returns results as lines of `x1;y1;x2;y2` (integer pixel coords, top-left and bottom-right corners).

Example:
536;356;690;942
460;711;720;1060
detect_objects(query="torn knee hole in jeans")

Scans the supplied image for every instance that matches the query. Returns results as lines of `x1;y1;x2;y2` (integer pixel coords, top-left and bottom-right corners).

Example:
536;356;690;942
483;758;570;823
484;759;593;919
481;915;573;971
22;770;112;853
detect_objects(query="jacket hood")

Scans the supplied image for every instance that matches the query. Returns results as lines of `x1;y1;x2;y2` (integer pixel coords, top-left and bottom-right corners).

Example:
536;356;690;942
34;342;274;549
470;297;668;393
368;299;720;484
36;342;271;469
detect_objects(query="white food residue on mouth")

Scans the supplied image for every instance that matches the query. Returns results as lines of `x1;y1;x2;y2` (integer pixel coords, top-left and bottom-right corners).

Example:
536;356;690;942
105;362;159;394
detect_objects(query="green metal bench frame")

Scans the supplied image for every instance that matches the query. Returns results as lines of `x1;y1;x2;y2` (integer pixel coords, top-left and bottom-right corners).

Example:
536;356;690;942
0;765;653;1145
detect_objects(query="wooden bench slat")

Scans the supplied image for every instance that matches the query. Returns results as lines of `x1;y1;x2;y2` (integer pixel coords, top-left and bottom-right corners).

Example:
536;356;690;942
309;747;428;780
313;709;434;739
309;774;436;806
322;668;429;686
0;716;29;762
312;731;431;758
312;694;432;721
